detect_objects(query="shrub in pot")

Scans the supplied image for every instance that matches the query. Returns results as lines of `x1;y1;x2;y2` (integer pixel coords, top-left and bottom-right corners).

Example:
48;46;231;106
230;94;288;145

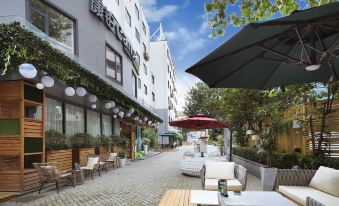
70;133;95;165
258;128;278;191
118;151;127;167
95;135;112;155
45;130;70;151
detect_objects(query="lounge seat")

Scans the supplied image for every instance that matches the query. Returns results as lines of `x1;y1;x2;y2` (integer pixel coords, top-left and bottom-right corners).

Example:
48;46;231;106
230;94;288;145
279;186;339;206
200;161;247;191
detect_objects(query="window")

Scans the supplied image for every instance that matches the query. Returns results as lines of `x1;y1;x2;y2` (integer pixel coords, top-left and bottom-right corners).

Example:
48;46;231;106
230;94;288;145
144;85;148;95
152;92;155;102
135;28;140;43
45;98;63;133
168;65;170;73
135;4;139;20
143;64;147;75
142;21;146;35
106;45;122;84
143;43;147;53
116;0;119;5
132;72;137;98
102;114;112;136
65;104;84;136
135;52;140;67
87;110;101;137
125;8;131;27
168;81;169;88
151;75;155;84
138;78;141;89
29;0;75;51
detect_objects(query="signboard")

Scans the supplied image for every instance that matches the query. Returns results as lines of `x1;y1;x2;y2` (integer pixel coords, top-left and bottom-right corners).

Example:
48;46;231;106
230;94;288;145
90;0;139;72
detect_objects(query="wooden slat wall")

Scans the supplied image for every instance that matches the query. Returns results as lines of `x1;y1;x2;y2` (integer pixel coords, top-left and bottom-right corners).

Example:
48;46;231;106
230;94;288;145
23;170;40;191
0;81;21;102
46;149;72;172
112;146;123;153
79;148;95;165
99;147;111;157
24;119;43;137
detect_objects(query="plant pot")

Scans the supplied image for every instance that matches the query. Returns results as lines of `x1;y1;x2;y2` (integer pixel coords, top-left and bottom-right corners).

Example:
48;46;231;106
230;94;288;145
144;145;148;155
260;167;278;191
46;149;72;171
119;158;126;167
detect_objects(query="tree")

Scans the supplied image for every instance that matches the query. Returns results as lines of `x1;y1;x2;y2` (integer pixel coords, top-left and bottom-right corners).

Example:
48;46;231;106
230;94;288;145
204;0;337;37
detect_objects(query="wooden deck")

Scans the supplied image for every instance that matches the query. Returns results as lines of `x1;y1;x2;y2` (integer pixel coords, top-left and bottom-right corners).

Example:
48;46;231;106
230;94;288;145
158;189;197;206
0;192;16;203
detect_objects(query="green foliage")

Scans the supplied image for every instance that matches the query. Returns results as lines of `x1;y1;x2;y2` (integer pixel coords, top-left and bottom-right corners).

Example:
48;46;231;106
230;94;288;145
258;128;277;167
45;130;70;151
217;135;225;146
208;129;223;142
0;23;162;123
118;151;127;159
204;0;338;37
112;135;129;148
233;147;339;169
143;128;158;148
70;133;95;149
97;135;112;148
135;151;145;159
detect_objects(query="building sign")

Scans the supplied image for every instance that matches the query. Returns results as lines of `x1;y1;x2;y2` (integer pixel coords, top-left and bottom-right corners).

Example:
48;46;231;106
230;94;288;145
90;0;139;72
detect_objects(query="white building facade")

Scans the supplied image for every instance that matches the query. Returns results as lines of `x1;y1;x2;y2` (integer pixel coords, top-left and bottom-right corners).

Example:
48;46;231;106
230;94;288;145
150;25;178;137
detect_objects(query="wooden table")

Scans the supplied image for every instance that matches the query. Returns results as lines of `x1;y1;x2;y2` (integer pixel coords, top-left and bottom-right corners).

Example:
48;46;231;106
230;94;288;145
159;189;197;206
71;170;84;185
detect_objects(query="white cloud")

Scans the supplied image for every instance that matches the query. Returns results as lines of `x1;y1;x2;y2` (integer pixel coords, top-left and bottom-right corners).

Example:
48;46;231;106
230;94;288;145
176;73;199;112
139;0;178;22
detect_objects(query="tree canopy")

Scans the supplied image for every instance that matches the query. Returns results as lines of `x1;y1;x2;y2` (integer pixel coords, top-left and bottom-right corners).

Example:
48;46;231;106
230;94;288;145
204;0;338;37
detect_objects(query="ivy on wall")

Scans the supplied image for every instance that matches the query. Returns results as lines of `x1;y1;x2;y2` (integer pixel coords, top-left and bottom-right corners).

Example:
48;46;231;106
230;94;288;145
0;23;162;123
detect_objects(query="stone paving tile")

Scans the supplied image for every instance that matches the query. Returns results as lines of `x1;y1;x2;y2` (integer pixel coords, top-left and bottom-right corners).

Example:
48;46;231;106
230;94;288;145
4;146;261;206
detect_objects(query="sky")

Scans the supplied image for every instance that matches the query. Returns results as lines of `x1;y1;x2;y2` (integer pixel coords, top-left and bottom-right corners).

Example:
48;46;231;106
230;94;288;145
139;0;242;112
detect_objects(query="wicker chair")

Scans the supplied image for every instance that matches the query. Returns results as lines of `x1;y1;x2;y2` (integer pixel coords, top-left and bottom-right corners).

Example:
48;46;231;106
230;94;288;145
79;155;101;180
200;163;247;191
33;162;74;194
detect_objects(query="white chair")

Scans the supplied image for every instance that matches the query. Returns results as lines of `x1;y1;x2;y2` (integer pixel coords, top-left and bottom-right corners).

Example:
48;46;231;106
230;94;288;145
79;156;100;180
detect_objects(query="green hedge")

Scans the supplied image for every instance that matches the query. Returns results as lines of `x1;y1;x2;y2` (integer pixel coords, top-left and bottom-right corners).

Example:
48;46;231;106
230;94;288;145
233;147;339;169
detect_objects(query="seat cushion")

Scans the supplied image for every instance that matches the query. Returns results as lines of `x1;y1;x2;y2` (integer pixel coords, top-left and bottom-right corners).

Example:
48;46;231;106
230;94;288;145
205;178;242;191
86;157;99;168
205;161;235;179
309;166;339;197
279;186;339;206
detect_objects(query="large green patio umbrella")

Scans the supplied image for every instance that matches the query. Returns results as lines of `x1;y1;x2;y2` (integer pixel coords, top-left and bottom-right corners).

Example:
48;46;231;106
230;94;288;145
186;3;339;89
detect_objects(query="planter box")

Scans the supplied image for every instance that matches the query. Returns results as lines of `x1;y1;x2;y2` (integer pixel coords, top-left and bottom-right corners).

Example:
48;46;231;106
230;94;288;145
72;148;96;166
112;146;123;153
46;149;72;172
96;147;111;156
232;154;267;178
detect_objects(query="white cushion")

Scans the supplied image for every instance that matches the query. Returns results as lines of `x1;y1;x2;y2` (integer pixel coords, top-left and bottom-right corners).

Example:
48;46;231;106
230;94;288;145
279;186;339;206
205;161;235;179
86;157;99;168
110;153;117;158
309;166;339;197
205;178;242;191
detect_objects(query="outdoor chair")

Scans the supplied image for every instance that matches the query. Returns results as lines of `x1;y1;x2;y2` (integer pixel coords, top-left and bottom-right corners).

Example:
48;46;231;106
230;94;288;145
98;155;109;173
200;161;247;191
106;153;119;168
79;155;100;180
274;167;339;206
33;162;74;194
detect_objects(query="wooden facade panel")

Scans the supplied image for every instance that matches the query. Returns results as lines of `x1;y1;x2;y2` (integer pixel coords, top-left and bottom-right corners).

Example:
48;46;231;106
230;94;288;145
24;170;40;191
24;120;43;137
46;149;72;172
0;103;20;119
79;148;95;165
0;175;21;191
0;82;22;102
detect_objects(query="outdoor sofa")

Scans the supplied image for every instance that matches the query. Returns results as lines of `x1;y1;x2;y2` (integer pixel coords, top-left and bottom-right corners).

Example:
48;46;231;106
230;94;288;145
275;166;339;206
200;161;247;191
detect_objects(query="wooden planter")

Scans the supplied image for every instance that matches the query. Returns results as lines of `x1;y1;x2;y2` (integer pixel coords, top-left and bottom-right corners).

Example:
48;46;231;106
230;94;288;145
46;149;72;172
72;148;96;166
95;147;111;156
112;146;123;153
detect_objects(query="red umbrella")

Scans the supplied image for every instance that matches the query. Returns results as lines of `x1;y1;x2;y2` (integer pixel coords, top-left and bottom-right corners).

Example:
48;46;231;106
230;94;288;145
169;114;229;129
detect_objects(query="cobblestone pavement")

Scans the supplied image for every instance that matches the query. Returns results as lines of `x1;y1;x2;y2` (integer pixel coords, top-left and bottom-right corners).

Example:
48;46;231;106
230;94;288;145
5;146;261;206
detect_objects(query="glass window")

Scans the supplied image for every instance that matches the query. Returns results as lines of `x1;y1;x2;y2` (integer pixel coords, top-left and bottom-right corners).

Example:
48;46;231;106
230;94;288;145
144;85;147;95
87;110;101;137
138;78;141;89
65;104;84;136
135;52;140;67
135;4;139;20
106;45;122;84
135;28;140;43
132;72;137;98
143;64;147;75
29;0;75;51
102;114;112;136
152;92;155;102
142;22;146;35
152;75;155;84
45;98;63;133
116;0;119;5
125;8;131;27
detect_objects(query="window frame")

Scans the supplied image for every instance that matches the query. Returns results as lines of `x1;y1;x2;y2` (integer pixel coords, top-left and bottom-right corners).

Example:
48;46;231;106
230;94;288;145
144;84;148;95
152;92;155;102
151;74;155;84
143;63;147;75
135;27;140;43
135;4;140;20
142;21;146;35
105;43;123;85
132;71;137;98
138;78;141;89
125;8;131;27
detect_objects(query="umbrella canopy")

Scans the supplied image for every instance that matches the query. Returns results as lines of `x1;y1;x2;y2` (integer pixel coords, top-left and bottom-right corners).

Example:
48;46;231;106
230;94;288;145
169;114;229;129
186;3;339;89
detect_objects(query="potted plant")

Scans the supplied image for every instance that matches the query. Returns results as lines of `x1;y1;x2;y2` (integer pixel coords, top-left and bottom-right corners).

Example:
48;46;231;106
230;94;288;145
70;133;95;165
45;130;72;171
95;135;112;156
258;128;278;191
118;151;127;167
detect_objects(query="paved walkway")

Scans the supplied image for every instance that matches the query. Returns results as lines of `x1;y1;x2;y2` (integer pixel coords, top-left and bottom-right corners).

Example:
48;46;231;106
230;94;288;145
5;146;261;206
